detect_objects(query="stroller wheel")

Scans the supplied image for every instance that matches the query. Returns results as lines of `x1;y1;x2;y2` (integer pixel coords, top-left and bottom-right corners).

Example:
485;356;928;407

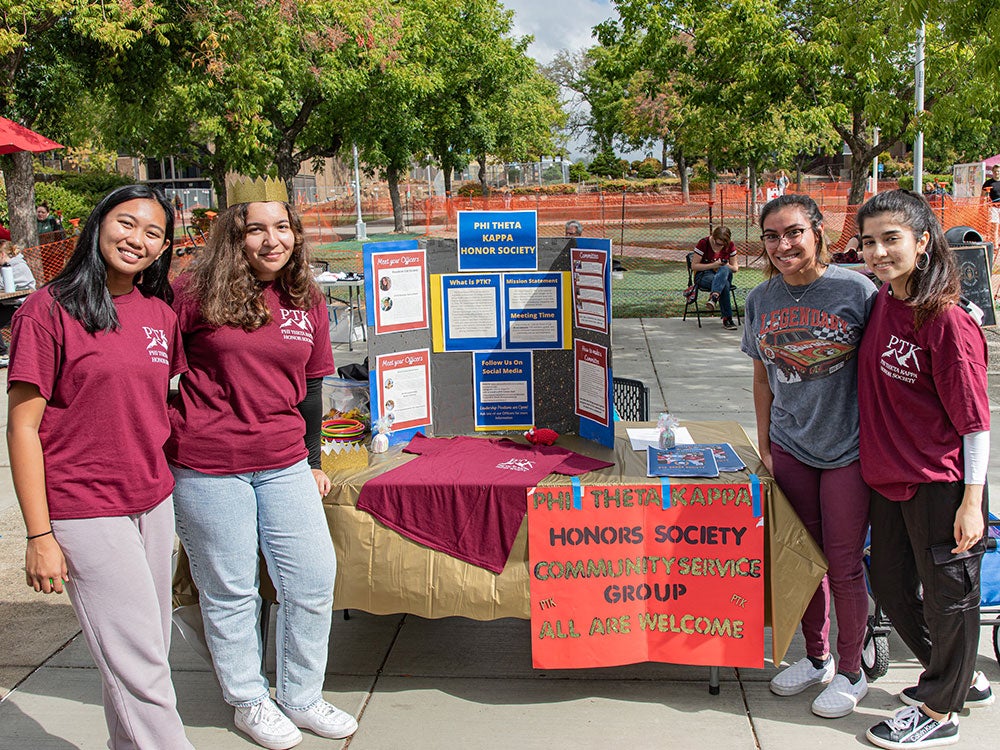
862;615;890;680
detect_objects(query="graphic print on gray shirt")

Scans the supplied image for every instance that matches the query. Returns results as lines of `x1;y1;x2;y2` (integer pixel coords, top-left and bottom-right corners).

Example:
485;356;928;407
741;264;877;468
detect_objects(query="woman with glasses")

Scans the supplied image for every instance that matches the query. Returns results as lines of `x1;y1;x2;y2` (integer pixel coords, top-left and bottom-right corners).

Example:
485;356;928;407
741;194;877;719
691;225;739;330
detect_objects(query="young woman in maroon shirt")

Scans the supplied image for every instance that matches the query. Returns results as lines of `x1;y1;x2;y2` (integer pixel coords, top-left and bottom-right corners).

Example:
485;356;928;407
857;190;991;750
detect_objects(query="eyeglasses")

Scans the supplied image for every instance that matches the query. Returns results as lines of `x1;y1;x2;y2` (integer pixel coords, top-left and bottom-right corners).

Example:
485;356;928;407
760;227;808;246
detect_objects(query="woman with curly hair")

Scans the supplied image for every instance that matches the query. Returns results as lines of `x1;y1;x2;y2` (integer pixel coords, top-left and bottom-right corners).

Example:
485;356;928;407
167;182;354;749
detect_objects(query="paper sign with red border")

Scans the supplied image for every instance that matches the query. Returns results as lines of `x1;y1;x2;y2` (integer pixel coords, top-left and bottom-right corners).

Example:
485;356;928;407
574;340;609;426
372;249;429;335
527;482;764;669
374;349;432;432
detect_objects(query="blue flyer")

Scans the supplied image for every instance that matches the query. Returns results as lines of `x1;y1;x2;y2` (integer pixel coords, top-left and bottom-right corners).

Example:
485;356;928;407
473;351;534;430
503;272;567;350
646;446;720;478
457;210;537;272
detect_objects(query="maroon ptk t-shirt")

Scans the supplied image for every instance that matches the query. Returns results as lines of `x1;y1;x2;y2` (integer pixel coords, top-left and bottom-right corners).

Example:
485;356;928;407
166;278;335;474
858;287;989;501
8;287;187;519
357;434;614;573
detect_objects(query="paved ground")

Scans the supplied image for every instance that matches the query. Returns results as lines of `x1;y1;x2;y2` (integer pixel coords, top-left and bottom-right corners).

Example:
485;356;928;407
1;317;999;749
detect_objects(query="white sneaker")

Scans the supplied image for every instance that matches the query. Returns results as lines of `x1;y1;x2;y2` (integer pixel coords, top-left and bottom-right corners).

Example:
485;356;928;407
769;656;835;696
282;699;358;739
234;699;302;750
812;673;868;718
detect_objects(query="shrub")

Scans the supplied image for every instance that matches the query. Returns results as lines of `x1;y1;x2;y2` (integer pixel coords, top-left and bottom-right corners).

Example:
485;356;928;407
509;183;578;195
456;181;484;197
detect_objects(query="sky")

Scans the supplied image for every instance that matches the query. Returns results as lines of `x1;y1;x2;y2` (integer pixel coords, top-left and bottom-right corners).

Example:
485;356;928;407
500;0;615;65
499;1;648;161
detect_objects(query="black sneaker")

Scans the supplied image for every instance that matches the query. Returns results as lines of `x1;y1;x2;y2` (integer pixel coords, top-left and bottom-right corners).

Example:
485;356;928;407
900;670;994;709
722;318;738;331
866;706;958;749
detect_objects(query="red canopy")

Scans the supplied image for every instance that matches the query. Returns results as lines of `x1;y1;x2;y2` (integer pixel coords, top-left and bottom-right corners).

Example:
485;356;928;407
0;116;63;155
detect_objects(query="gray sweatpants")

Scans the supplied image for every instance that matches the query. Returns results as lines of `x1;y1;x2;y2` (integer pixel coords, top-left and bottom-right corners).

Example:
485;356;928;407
52;498;193;750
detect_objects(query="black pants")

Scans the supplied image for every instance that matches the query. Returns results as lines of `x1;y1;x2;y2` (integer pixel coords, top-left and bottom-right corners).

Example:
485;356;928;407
869;482;986;713
0;304;14;354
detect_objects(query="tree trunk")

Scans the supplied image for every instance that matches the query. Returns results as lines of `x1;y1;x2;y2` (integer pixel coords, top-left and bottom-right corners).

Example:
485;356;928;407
440;154;454;196
386;165;405;233
477;153;489;197
1;152;38;248
707;155;717;197
749;164;760;218
208;161;228;212
661;138;668;172
677;148;689;203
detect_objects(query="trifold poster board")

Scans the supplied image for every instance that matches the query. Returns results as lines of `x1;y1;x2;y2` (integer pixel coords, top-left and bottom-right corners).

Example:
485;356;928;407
526;481;765;669
364;223;615;447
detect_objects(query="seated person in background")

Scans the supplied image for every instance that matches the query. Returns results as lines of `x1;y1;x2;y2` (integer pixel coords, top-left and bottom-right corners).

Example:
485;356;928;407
36;202;63;239
564;219;583;238
692;225;739;330
0;240;38;365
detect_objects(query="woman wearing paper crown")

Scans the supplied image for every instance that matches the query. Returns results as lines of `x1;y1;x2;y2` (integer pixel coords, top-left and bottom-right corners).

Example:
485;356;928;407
166;176;352;749
7;185;193;748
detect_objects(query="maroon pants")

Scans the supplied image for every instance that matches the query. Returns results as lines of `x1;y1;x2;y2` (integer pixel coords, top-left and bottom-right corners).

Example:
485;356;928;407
772;442;870;673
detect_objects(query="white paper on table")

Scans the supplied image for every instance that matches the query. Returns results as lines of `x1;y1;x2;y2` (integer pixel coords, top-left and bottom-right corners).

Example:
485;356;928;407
627;426;694;452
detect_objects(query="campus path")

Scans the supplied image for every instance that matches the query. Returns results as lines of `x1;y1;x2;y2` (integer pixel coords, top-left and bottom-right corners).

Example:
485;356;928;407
1;318;999;749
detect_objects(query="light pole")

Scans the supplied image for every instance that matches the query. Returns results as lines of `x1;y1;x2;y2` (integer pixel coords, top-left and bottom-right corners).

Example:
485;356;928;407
913;22;925;195
353;143;367;241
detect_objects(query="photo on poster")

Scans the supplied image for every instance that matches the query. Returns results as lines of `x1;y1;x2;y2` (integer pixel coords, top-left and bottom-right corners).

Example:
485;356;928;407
371;248;429;335
503;272;568;350
574;340;610;426
474;351;534;430
457;210;538;272
440;273;502;351
374;349;432;432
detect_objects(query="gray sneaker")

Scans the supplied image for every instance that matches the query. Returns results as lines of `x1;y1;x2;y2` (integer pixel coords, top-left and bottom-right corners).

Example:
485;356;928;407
234;698;302;750
770;656;835;696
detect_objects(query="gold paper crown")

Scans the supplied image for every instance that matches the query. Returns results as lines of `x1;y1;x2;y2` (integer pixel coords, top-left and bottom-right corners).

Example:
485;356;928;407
226;176;289;206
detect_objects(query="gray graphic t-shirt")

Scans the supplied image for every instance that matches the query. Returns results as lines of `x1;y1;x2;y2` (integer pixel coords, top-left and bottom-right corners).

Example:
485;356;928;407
741;264;877;468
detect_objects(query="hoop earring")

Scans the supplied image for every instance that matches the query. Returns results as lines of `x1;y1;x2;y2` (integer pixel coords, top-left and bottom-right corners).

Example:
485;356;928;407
915;252;930;272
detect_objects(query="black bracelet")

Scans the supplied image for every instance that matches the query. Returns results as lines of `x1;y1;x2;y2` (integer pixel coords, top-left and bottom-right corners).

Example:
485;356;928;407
26;529;53;540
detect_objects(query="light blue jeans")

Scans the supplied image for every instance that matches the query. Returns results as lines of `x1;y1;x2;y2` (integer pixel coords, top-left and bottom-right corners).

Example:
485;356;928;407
171;459;337;709
695;265;734;319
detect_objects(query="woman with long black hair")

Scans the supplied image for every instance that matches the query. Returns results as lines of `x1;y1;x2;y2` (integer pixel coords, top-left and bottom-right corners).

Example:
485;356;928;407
7;185;192;749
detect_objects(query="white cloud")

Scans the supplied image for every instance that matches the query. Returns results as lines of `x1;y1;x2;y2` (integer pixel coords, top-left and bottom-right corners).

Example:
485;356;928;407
501;0;615;63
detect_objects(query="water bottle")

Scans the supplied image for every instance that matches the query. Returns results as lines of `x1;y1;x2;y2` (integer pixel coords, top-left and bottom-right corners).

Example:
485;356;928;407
2;264;14;293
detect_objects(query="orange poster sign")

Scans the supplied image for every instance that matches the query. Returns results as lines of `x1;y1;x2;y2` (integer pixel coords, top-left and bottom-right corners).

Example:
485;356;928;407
527;482;764;669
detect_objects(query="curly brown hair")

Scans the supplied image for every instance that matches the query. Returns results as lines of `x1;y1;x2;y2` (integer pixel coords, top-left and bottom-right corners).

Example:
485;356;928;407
186;201;320;330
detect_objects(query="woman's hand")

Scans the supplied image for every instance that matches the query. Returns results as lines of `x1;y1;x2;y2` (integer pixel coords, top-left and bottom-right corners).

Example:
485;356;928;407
25;534;69;594
953;485;985;553
311;468;331;498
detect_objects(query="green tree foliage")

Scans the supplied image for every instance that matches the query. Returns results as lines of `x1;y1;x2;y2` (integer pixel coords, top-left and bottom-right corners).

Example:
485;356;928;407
0;2;165;246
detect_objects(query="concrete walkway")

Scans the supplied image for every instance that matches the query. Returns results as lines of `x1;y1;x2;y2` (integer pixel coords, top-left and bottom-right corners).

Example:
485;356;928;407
1;318;999;749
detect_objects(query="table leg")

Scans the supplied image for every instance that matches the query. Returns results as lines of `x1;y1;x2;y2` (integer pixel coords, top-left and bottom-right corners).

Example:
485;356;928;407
708;665;720;695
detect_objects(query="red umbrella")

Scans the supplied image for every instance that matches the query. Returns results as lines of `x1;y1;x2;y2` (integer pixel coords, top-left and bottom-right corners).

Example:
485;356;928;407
0;116;63;155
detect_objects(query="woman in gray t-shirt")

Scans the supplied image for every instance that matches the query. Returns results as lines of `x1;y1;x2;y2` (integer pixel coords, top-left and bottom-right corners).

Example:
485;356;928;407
741;194;877;720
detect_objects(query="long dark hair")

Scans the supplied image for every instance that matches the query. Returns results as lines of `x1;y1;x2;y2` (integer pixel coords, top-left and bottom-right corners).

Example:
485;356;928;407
856;190;958;329
758;194;830;279
48;184;174;333
185;201;318;331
